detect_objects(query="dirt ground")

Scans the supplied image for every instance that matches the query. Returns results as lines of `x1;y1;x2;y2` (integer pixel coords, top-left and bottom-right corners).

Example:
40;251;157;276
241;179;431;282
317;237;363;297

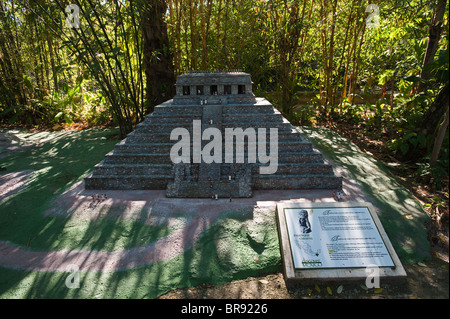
158;235;449;299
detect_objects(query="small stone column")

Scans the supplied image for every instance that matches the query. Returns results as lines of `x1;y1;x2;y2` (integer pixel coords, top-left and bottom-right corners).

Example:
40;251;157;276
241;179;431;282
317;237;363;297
218;85;224;95
176;85;183;96
246;84;252;95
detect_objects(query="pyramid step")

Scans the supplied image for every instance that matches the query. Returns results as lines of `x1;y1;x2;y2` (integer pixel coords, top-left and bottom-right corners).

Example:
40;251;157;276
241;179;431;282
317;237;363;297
153;105;203;114
220;163;333;176
270;141;314;152
222;124;295;132
253;175;343;190
142;116;202;124
84;175;170;190
278;152;324;163
114;143;175;154
277;131;307;141
267;163;334;175
114;139;313;155
103;153;172;164
152;107;202;115
133;122;193;133
217;152;324;163
124;133;174;143
128;123;302;138
103;150;323;165
91;163;173;176
222;113;283;123
220;140;313;153
222;104;276;114
112;139;319;157
124;131;306;144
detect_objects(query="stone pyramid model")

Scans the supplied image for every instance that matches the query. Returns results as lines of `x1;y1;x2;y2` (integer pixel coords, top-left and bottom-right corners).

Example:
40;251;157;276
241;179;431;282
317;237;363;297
84;71;342;197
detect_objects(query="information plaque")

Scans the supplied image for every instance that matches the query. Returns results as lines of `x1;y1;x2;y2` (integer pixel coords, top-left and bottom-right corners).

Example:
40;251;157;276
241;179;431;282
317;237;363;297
284;206;395;269
276;202;406;282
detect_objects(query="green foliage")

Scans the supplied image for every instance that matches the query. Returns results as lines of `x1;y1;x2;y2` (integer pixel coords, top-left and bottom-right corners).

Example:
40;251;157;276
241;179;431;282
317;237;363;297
0;0;145;135
338;99;366;124
287;106;317;127
389;132;428;156
0;0;448;180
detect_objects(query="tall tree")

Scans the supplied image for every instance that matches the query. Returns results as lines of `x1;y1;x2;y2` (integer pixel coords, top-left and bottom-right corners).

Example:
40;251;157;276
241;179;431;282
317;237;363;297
0;2;27;110
140;0;176;114
418;0;447;92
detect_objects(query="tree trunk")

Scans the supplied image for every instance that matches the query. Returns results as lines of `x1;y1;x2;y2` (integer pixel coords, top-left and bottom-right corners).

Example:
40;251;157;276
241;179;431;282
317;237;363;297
430;106;449;166
141;0;176;114
349;21;365;105
0;2;26;107
188;0;198;70
337;1;355;105
327;0;338;108
221;0;230;69
47;34;58;93
418;0;447;92
390;72;395;108
319;0;328;107
401;82;449;161
174;0;182;74
201;0;213;70
418;82;449;138
215;0;223;69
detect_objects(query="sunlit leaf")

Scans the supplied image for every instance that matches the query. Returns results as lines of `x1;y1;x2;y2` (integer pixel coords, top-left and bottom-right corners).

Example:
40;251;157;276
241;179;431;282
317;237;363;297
417;262;427;267
54;112;64;120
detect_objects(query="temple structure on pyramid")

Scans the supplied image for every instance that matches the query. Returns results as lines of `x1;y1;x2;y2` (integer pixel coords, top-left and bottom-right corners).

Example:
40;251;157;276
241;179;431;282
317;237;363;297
84;71;342;197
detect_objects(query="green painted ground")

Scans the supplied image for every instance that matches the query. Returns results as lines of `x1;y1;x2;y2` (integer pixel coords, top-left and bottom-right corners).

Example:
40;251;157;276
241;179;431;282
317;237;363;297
298;126;430;265
0;126;430;299
0;208;280;299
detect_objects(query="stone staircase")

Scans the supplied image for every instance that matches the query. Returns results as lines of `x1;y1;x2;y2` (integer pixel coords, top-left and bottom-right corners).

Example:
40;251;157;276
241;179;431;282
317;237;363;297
84;97;342;197
84;101;200;190
219;100;342;192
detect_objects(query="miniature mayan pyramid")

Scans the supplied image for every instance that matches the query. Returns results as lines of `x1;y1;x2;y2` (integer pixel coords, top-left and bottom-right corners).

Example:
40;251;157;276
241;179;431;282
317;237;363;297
84;71;342;197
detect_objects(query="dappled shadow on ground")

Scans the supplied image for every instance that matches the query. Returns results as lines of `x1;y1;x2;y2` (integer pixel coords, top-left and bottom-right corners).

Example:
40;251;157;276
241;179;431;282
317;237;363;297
1;173;342;298
159;258;449;299
298;126;431;264
0;130;35;159
0;170;34;202
0;126;434;298
0;128;119;248
0;128;123;297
